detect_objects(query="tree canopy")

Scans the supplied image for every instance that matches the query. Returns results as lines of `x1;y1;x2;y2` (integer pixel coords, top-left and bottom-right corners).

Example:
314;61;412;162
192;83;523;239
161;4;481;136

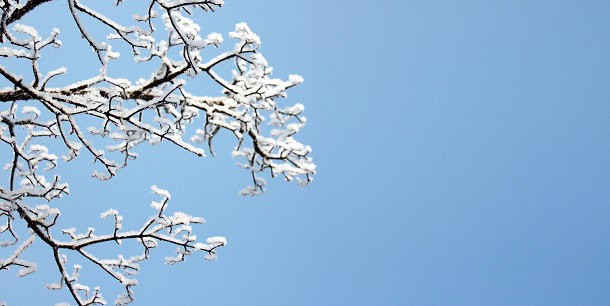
0;0;315;304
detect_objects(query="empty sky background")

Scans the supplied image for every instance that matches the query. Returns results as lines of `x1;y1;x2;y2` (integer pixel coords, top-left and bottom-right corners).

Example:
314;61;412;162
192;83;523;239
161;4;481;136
1;0;610;305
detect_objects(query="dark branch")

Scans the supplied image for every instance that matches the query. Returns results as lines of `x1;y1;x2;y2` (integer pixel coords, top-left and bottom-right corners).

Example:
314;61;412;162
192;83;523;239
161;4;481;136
7;0;55;25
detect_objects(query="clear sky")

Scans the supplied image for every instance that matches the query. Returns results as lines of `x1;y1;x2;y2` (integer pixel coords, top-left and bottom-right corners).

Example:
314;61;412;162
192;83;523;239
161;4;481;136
2;1;610;305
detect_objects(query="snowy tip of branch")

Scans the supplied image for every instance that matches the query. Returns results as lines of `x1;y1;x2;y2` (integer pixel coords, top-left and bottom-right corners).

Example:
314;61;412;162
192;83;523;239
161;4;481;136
205;32;223;46
206;236;227;246
101;209;119;218
13;24;38;38
151;185;171;199
204;253;218;261
17;262;38;277
289;74;304;84
47;282;63;290
21;106;41;118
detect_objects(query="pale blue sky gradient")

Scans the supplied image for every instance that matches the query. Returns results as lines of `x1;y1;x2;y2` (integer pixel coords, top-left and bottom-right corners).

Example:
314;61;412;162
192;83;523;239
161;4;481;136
1;1;610;305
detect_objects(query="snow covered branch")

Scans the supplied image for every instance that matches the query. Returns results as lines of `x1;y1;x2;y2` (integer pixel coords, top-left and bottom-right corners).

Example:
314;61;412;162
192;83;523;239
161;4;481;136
0;0;314;304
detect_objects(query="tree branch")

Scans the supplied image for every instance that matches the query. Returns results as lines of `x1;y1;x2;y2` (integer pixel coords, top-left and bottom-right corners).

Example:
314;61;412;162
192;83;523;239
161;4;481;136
6;0;55;25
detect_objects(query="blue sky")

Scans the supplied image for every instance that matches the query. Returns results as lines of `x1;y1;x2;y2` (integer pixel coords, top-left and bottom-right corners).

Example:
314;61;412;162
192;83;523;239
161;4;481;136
2;1;610;305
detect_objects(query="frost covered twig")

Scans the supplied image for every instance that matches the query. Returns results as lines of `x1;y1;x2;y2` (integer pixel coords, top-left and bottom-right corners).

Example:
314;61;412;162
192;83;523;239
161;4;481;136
32;186;224;305
0;0;314;305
